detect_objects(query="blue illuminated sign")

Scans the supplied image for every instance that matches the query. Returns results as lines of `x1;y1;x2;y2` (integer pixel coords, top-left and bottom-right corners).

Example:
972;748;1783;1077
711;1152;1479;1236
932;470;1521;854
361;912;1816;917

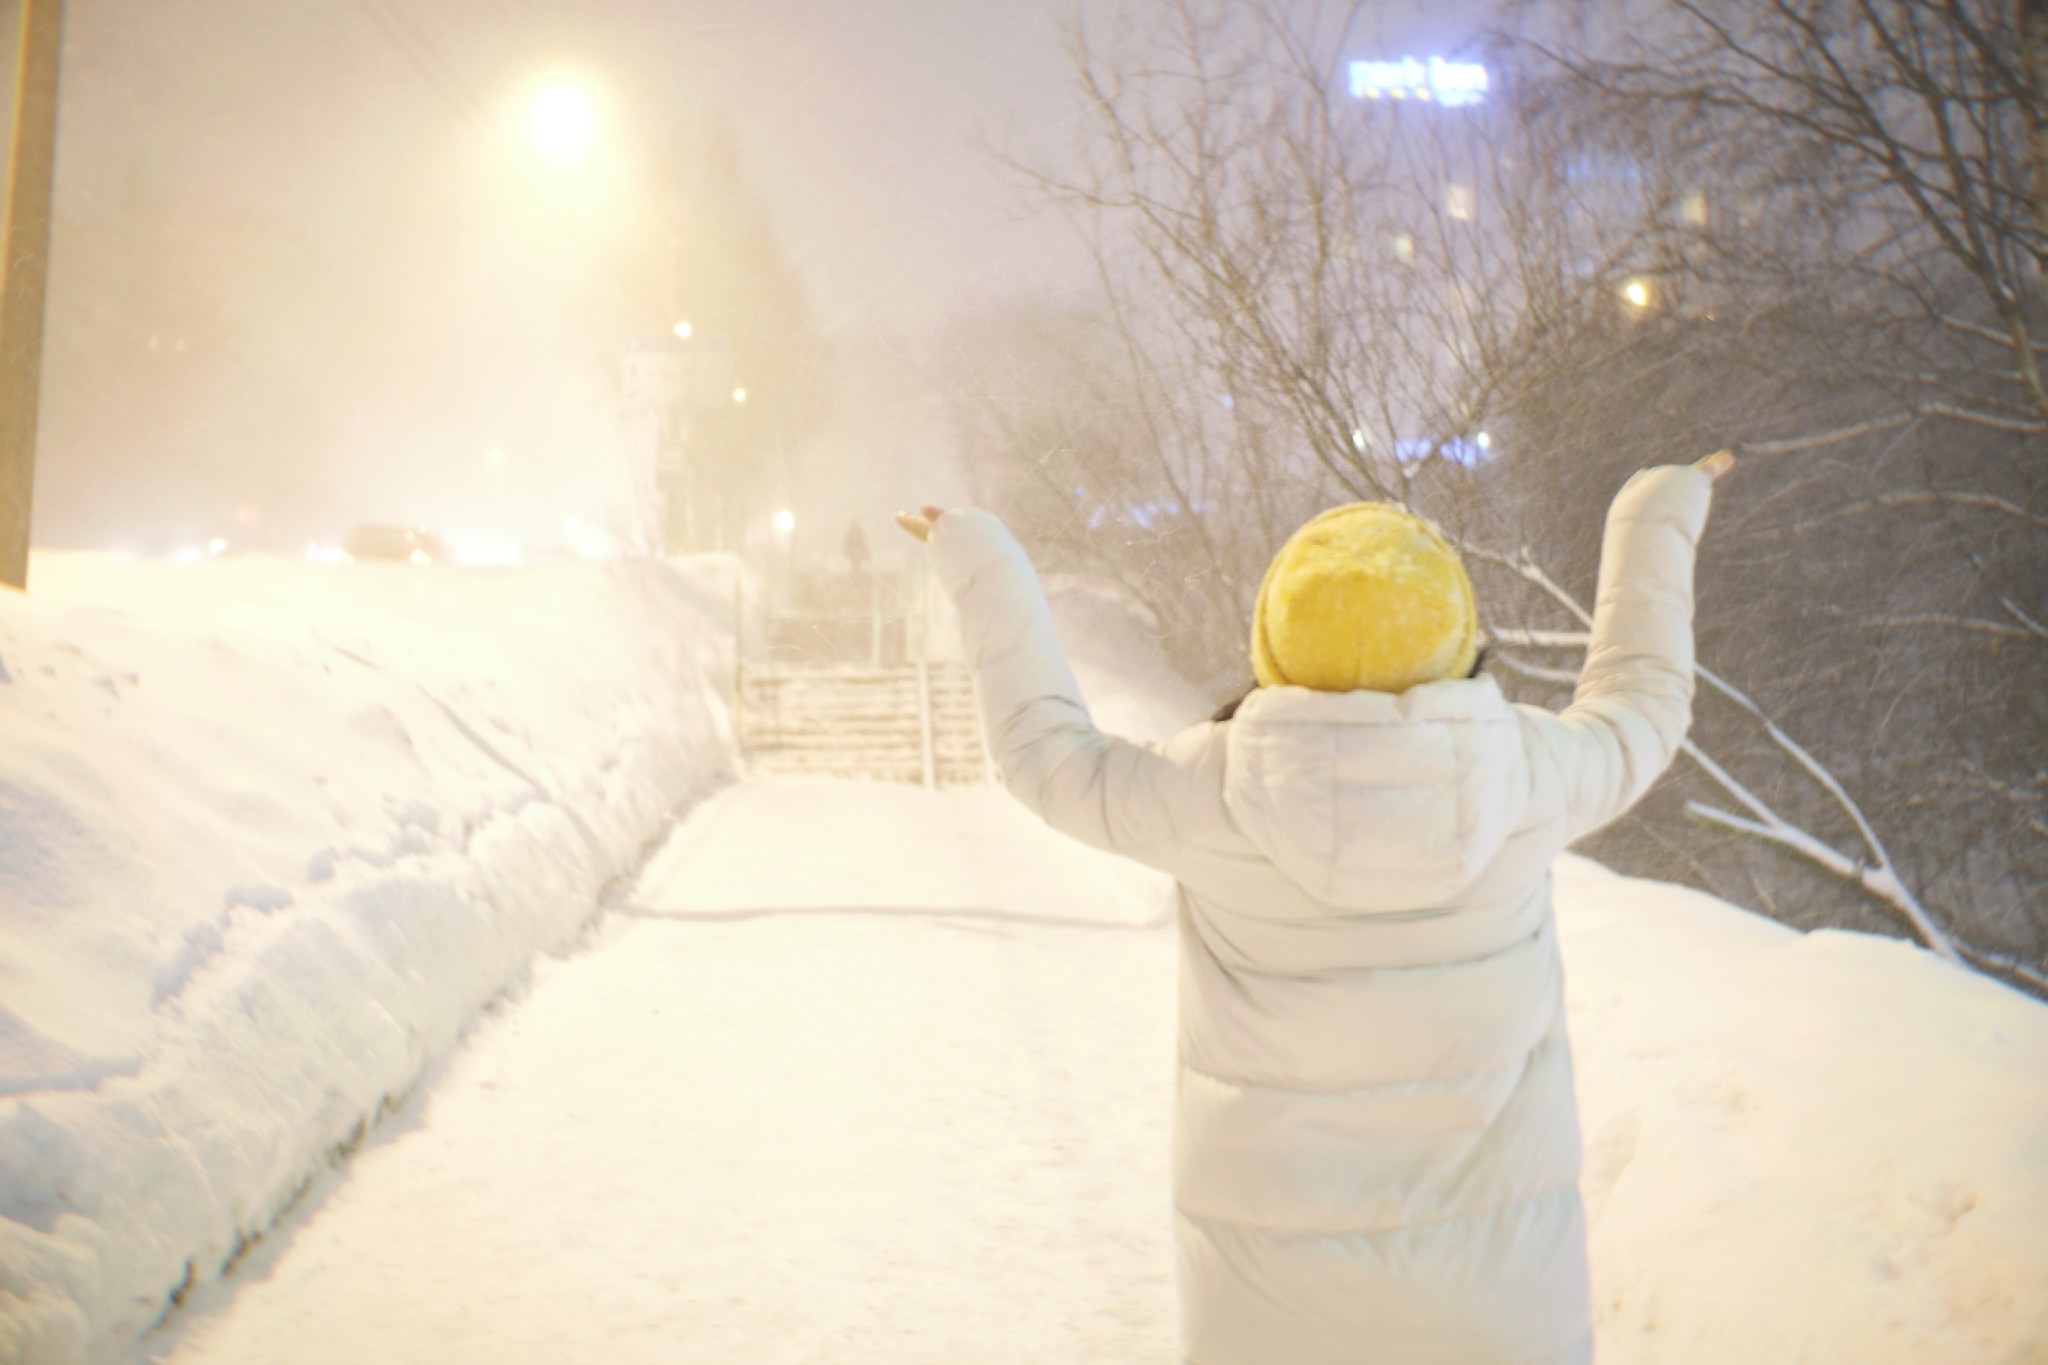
1349;57;1490;107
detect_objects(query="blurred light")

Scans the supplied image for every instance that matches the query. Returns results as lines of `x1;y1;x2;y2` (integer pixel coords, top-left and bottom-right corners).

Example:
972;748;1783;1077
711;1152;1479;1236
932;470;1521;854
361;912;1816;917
573;530;619;560
207;537;228;556
1477;430;1493;449
171;545;206;565
559;516;619;560
487;448;506;468
1622;277;1652;309
529;83;597;163
1351;428;1368;451
305;542;353;566
445;536;524;567
408;549;433;567
731;386;748;405
1393;435;1493;468
772;509;795;535
1349;57;1489;107
673;320;693;340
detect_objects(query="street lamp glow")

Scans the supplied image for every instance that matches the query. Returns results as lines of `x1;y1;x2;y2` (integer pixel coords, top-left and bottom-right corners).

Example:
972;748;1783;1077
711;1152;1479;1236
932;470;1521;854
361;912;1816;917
673;320;693;340
731;386;748;405
1622;277;1652;309
529;83;597;163
772;509;795;535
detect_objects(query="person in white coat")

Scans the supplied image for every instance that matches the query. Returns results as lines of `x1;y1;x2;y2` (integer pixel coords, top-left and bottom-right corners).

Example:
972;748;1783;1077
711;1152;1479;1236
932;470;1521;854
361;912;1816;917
897;453;1730;1365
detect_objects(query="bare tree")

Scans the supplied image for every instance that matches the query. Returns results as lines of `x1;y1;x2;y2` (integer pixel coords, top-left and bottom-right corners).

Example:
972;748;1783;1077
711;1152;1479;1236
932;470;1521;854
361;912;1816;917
1514;0;2046;984
983;0;2044;989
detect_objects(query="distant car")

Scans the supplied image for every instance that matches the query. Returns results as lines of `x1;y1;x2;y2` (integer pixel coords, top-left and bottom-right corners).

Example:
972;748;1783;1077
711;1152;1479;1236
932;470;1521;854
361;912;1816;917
343;525;448;566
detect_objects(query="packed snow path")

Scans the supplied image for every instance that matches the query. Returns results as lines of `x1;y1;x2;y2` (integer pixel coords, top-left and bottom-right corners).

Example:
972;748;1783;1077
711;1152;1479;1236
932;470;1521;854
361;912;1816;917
147;780;1183;1364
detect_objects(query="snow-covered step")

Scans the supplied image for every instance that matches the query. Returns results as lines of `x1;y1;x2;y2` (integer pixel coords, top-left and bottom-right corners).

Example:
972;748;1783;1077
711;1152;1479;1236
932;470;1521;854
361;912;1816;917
739;662;991;786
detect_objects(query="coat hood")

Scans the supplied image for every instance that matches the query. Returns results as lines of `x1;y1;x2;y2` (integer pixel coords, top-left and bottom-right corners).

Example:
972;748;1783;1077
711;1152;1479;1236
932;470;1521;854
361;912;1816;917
1221;680;1525;912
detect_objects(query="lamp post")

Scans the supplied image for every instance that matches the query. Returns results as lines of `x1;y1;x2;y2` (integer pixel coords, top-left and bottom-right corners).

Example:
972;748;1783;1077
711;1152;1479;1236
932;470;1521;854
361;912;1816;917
0;0;66;591
771;507;795;614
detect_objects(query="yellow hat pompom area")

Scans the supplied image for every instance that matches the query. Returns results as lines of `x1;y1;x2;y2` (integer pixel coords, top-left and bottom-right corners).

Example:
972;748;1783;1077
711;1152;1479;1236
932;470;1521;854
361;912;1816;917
1250;502;1479;694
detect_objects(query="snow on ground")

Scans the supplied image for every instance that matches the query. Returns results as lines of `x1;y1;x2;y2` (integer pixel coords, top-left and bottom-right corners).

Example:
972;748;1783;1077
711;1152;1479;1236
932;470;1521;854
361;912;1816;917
145;783;1182;1365
1;551;737;1364
1559;857;2048;1361
6;557;2045;1363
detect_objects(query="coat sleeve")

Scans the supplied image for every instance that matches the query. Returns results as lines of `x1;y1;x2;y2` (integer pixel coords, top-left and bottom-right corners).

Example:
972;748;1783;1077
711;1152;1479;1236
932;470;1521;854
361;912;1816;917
1517;465;1714;843
927;509;1191;858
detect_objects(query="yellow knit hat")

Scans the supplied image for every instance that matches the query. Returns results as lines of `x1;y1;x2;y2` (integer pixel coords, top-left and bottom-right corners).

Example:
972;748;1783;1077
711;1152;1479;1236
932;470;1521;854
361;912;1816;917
1250;502;1478;693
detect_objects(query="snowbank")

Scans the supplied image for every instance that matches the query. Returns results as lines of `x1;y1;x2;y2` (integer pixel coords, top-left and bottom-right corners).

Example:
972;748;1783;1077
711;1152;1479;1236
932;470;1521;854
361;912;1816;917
1051;585;2048;1363
1559;858;2048;1363
0;552;736;1364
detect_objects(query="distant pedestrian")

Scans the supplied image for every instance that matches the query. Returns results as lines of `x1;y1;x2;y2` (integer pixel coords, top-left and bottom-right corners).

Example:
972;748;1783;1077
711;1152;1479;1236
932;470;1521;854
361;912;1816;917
842;521;871;579
896;452;1732;1365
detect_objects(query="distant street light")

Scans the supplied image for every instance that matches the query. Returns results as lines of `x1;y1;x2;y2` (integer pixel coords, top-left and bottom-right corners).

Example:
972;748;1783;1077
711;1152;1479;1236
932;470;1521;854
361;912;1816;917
772;508;795;536
1621;277;1653;310
528;83;596;163
673;320;693;340
732;386;748;405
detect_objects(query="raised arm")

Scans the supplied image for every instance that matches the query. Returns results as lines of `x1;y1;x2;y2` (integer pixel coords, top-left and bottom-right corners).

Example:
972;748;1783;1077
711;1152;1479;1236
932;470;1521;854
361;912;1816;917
916;508;1189;858
1518;463;1718;842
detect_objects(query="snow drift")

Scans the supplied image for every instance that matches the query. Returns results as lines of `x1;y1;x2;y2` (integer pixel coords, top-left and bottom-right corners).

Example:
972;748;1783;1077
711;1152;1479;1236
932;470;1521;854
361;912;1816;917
0;552;736;1364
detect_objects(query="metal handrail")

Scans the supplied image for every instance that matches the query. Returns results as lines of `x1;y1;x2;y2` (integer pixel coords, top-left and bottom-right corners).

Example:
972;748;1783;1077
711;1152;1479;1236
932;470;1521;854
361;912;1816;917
966;664;997;786
916;658;936;790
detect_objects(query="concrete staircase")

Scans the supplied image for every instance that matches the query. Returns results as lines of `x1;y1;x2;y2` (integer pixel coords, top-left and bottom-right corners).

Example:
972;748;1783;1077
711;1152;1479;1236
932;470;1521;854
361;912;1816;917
739;662;992;786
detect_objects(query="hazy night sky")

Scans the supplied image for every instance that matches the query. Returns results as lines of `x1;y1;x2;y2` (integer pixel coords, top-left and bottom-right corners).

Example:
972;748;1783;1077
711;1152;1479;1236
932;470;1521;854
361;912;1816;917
9;0;1476;556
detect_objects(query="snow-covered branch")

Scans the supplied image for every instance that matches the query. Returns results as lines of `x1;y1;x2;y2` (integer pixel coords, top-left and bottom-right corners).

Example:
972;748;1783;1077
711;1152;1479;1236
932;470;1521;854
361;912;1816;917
1914;402;2048;434
1685;802;1961;964
1871;613;2046;643
1953;942;2048;995
1872;491;2048;532
1736;415;1918;455
1485;650;1584;688
1484;627;1592;650
1480;542;1968;965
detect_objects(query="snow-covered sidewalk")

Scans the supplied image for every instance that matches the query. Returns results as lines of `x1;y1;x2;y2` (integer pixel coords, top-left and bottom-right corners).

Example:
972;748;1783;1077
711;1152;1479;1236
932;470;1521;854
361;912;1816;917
148;781;2048;1365
147;781;1184;1364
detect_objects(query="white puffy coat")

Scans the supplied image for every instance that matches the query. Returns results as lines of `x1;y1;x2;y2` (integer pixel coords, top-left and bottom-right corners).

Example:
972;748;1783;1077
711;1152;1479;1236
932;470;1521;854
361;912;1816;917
928;466;1714;1365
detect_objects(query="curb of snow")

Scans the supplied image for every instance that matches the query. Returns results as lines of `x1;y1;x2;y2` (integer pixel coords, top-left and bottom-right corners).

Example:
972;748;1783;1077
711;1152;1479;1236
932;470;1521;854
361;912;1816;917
0;557;738;1365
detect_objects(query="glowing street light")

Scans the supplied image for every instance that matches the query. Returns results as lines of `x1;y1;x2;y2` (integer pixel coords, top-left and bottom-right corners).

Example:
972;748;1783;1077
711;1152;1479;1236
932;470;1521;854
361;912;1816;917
772;508;795;536
1621;276;1653;310
731;386;748;405
528;83;597;163
673;320;693;341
